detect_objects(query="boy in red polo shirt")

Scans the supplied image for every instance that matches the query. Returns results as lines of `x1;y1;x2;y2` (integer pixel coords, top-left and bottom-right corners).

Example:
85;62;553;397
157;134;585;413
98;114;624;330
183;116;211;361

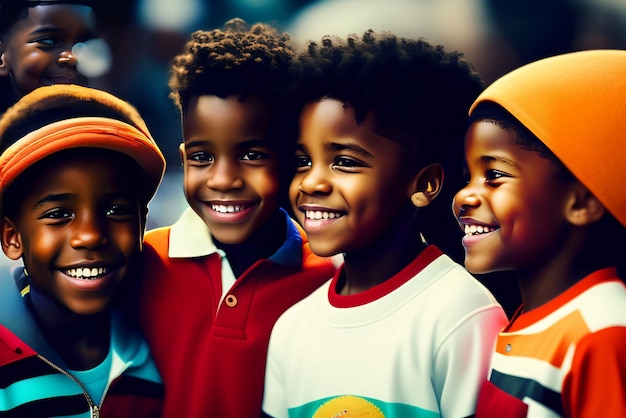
138;18;336;418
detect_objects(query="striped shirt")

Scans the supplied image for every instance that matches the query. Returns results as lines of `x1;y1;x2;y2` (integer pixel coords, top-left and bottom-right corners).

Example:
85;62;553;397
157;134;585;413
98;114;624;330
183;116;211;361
0;267;163;418
476;267;626;418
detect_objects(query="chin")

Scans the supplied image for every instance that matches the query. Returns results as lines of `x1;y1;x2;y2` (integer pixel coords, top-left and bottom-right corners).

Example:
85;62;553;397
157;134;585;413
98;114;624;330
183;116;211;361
308;242;342;259
67;302;111;316
210;229;252;245
463;256;495;275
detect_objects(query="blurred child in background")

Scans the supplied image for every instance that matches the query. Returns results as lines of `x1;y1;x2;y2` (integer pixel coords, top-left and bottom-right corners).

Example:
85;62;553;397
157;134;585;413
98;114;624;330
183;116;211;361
0;0;109;114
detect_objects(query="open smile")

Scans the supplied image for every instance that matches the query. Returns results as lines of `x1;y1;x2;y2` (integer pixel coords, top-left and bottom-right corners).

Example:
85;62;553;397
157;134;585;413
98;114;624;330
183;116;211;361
211;203;252;213
205;201;257;223
62;266;111;280
463;224;498;236
305;209;344;220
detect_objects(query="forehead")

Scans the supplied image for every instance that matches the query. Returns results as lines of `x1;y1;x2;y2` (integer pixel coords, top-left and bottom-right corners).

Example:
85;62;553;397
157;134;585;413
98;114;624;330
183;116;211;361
25;149;136;188
299;99;364;137
465;120;516;148
465;120;554;169
299;99;400;150
9;4;96;34
183;94;272;144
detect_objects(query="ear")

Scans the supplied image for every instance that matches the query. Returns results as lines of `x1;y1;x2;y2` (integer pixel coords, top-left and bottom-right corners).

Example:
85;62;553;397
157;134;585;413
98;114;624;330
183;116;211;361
1;217;23;260
178;142;185;166
564;182;605;226
140;206;148;242
410;163;444;208
0;41;8;77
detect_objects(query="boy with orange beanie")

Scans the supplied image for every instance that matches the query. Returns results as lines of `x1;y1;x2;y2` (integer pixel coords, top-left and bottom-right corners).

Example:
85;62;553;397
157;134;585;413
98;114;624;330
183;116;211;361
454;49;626;417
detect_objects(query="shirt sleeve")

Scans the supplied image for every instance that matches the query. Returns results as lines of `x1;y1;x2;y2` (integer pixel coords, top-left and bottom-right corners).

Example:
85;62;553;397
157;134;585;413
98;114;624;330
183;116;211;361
432;305;507;418
562;326;626;417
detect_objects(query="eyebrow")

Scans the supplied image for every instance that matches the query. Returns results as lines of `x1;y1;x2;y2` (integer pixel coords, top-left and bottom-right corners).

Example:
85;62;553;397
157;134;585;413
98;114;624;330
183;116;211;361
478;155;521;169
186;138;272;150
296;142;374;158
32;191;135;209
34;193;68;205
28;26;65;37
29;26;97;40
31;193;70;210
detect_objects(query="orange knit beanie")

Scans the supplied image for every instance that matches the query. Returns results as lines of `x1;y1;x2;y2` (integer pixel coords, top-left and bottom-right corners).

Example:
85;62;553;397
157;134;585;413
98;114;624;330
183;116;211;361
470;49;626;227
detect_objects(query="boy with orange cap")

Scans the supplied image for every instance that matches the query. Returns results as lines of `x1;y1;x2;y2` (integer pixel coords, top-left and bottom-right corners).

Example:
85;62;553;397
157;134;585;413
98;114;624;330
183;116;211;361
453;49;626;417
0;84;165;417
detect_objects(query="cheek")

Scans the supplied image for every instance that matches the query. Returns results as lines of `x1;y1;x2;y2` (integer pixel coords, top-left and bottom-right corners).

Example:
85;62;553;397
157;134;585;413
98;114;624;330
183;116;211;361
26;230;59;256
288;177;301;205
367;175;411;211
495;193;561;245
14;54;46;77
183;168;205;193
252;168;280;197
113;226;142;258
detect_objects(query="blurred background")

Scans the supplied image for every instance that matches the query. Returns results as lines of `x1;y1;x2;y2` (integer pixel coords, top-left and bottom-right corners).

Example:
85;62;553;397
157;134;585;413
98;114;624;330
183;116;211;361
90;0;626;229
89;0;625;314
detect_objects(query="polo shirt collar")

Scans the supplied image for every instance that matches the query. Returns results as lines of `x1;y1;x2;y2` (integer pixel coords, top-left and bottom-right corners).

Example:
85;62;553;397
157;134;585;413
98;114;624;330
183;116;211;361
167;207;302;268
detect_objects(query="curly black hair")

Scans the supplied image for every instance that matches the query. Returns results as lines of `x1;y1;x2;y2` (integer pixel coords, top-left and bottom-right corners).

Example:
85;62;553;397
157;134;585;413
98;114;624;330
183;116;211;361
168;18;295;114
291;30;484;168
168;18;298;210
291;30;484;262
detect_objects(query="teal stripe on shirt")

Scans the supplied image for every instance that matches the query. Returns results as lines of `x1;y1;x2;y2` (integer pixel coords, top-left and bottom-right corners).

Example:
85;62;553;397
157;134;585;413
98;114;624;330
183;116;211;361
0;373;83;412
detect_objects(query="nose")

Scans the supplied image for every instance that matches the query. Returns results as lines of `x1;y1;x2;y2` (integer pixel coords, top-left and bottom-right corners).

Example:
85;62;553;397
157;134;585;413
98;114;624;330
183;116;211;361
452;182;481;217
296;165;332;195
206;159;244;191
70;213;108;250
58;50;77;67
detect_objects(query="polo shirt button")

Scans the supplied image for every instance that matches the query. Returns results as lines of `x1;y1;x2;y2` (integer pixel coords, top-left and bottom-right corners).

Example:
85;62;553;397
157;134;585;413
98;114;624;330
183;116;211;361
225;294;238;307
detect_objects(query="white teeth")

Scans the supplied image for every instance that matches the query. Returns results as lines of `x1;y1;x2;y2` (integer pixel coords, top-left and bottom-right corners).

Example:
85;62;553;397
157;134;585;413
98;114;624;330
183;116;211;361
65;267;109;280
464;224;495;236
212;204;245;213
305;210;342;220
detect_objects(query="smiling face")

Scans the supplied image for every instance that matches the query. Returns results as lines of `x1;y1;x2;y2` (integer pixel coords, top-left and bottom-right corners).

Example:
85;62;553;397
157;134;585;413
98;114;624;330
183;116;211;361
289;98;415;257
181;94;280;244
453;120;573;274
2;151;144;315
0;4;95;96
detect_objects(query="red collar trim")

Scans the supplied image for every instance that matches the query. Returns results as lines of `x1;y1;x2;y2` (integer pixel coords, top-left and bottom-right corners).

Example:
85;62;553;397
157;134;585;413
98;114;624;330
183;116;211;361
328;245;442;308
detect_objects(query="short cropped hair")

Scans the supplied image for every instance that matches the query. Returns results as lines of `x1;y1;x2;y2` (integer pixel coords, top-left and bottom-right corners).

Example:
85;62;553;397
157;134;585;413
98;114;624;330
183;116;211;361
0;0;104;35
